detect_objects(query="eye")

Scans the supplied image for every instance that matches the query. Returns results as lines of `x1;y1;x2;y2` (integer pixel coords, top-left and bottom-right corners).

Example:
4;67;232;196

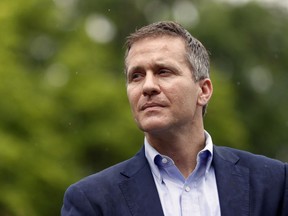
158;68;172;76
129;72;144;82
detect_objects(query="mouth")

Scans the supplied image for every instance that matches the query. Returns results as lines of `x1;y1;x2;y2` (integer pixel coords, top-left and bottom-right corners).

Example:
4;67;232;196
140;103;165;111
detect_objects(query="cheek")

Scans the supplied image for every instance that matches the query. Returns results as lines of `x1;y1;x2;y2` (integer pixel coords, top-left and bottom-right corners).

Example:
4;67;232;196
127;89;139;111
170;85;199;107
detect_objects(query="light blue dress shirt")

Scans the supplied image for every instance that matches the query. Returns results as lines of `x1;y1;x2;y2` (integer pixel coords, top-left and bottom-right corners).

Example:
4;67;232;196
144;131;221;216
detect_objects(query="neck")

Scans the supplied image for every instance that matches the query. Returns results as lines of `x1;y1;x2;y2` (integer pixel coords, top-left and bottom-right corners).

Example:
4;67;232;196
145;122;206;178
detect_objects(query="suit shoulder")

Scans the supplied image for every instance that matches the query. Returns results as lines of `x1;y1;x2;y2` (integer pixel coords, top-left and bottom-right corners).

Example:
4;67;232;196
214;145;286;168
67;149;146;191
74;158;131;187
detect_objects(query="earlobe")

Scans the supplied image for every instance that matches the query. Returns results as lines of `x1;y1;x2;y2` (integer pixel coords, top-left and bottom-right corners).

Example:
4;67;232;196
198;78;213;106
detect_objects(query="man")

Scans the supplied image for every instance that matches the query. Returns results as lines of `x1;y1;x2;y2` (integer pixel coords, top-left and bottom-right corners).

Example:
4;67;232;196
61;21;288;216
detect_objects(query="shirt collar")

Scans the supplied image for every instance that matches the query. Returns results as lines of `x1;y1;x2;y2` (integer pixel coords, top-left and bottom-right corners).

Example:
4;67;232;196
144;137;163;182
200;130;214;174
144;130;214;181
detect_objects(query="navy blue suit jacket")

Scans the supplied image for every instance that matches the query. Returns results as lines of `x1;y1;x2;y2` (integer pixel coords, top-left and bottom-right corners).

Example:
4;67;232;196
62;146;288;216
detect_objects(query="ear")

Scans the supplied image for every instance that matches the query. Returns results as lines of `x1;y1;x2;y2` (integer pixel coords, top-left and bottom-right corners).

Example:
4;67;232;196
197;78;213;106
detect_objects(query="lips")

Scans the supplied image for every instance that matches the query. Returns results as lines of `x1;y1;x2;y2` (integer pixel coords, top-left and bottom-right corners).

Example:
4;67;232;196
140;102;165;111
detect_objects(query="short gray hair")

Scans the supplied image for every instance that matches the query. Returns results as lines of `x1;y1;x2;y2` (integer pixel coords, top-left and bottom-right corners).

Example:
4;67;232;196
125;21;210;82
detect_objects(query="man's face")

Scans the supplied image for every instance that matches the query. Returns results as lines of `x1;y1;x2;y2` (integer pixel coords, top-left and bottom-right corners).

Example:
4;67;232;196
126;36;206;134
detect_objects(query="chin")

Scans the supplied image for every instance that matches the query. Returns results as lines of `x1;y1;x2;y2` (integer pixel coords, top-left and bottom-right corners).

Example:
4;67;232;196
138;121;170;134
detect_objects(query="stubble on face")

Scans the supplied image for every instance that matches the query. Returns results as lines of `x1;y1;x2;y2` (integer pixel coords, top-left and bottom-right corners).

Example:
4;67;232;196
126;36;202;135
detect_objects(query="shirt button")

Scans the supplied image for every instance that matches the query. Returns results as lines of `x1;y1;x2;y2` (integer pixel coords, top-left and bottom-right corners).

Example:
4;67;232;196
162;158;168;164
185;186;191;192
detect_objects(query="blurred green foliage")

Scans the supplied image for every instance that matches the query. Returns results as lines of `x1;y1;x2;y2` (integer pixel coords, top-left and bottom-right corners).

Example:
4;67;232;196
1;0;288;215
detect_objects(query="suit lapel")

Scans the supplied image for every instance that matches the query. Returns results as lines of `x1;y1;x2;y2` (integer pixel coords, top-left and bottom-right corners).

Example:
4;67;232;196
118;145;250;216
119;148;164;216
213;146;250;216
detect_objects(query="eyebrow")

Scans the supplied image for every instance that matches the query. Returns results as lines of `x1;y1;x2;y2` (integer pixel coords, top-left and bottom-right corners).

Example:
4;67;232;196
127;61;182;75
126;66;144;75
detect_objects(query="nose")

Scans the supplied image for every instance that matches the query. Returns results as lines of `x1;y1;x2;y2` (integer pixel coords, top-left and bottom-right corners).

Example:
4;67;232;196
142;72;160;96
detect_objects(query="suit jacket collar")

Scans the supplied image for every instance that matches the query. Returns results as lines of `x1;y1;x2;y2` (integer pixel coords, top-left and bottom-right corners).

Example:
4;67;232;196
213;146;250;216
118;146;250;216
119;147;164;216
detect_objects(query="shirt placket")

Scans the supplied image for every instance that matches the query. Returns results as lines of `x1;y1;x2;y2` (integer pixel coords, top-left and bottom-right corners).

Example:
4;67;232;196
181;180;200;216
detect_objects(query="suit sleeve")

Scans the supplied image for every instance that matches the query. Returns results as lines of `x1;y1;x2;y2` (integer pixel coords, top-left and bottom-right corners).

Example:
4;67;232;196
61;184;100;216
282;163;288;216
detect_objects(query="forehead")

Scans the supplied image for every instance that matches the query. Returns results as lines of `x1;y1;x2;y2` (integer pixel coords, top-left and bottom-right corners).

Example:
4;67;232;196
125;36;187;67
129;35;186;53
